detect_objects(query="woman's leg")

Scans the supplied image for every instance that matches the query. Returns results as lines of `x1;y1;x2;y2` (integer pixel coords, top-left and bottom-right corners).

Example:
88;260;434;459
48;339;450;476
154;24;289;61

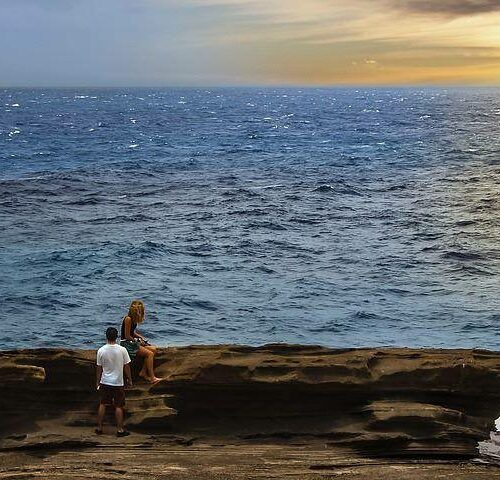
139;346;157;376
138;346;156;376
136;346;160;382
137;347;150;377
136;346;153;378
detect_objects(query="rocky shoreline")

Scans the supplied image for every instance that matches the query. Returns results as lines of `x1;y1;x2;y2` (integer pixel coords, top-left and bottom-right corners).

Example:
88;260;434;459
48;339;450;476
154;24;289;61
2;345;500;478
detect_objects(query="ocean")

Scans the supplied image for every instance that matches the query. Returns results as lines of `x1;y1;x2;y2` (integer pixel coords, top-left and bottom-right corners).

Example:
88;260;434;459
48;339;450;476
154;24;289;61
1;87;500;350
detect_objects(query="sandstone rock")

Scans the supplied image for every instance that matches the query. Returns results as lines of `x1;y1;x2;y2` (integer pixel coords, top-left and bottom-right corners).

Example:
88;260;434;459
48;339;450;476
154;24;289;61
0;362;45;387
1;345;500;457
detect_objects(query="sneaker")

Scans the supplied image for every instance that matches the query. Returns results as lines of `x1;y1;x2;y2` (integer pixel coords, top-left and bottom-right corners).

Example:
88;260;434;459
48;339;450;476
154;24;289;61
116;430;130;437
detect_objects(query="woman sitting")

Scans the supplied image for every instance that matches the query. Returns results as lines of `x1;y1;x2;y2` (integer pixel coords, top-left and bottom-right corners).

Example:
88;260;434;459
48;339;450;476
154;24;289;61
120;300;161;383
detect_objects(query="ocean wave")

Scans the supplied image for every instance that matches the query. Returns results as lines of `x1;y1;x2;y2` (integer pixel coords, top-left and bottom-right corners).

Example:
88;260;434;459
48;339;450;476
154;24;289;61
441;251;483;261
33;249;100;265
86;213;155;224
255;265;276;274
308;321;346;333
180;298;218;311
265;239;325;255
4;294;81;309
245;221;287;231
449;264;494;276
116;241;176;259
313;182;362;196
353;311;380;320
455;220;476;227
253;184;286;190
421;245;441;252
66;196;103;206
461;322;500;332
221;187;260;198
289;217;322;225
382;287;414;296
228;208;269;216
384;184;408;192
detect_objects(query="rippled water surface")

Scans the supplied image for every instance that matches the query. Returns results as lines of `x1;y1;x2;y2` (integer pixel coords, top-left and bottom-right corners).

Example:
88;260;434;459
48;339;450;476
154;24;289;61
1;87;500;349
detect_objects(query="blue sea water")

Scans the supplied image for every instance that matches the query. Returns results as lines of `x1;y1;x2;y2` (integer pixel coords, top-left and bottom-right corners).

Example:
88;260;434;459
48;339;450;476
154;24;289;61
1;87;500;350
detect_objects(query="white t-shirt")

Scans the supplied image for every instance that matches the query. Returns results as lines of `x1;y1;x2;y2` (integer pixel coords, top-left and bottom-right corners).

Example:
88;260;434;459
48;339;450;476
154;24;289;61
96;343;131;387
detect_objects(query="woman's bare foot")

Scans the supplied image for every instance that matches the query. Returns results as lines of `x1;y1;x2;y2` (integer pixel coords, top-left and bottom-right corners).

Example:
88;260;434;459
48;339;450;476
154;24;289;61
139;373;162;384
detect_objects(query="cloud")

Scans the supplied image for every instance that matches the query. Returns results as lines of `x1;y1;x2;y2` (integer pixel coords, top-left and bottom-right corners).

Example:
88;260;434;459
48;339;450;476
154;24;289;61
391;0;500;17
165;0;500;85
165;0;500;18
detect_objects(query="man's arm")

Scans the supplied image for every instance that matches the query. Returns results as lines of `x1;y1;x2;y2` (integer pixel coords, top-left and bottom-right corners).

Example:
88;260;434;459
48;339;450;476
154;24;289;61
124;363;133;387
96;365;103;389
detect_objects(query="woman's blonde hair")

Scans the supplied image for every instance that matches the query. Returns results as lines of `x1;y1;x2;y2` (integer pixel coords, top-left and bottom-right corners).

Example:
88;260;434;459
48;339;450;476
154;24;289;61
128;299;145;324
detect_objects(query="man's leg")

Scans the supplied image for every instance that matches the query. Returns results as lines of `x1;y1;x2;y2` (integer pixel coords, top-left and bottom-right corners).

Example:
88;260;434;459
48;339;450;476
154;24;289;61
115;407;124;431
114;388;129;436
97;403;106;431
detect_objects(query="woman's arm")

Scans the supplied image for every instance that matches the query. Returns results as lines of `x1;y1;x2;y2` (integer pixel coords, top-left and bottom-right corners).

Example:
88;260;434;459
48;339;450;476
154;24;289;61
134;329;145;340
123;316;136;341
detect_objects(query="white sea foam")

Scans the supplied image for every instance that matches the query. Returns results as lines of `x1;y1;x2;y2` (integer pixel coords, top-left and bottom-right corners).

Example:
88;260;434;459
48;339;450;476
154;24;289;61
254;184;285;190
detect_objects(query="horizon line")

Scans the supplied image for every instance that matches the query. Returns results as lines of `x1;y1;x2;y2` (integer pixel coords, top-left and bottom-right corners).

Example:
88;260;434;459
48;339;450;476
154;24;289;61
1;83;500;90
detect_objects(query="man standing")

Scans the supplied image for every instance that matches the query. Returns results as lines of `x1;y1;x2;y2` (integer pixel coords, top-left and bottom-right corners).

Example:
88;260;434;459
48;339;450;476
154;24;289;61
96;327;133;436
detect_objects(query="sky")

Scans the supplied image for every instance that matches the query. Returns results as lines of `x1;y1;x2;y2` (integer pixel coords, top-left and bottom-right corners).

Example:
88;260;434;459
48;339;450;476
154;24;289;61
1;0;500;86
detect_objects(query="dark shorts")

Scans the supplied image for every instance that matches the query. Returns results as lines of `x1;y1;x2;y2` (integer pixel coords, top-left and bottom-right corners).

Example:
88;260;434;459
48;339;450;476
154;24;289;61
120;340;140;360
99;384;125;407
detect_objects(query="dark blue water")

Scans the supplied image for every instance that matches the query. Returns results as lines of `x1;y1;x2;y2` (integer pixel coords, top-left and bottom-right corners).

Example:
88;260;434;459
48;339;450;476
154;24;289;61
1;87;500;349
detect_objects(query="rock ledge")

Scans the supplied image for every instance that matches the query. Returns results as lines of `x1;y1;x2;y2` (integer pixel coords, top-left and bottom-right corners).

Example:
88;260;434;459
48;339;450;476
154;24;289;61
1;345;500;457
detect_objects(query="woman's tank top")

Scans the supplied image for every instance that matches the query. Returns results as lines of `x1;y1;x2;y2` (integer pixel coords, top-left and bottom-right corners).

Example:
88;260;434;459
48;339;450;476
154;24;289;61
121;317;137;340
